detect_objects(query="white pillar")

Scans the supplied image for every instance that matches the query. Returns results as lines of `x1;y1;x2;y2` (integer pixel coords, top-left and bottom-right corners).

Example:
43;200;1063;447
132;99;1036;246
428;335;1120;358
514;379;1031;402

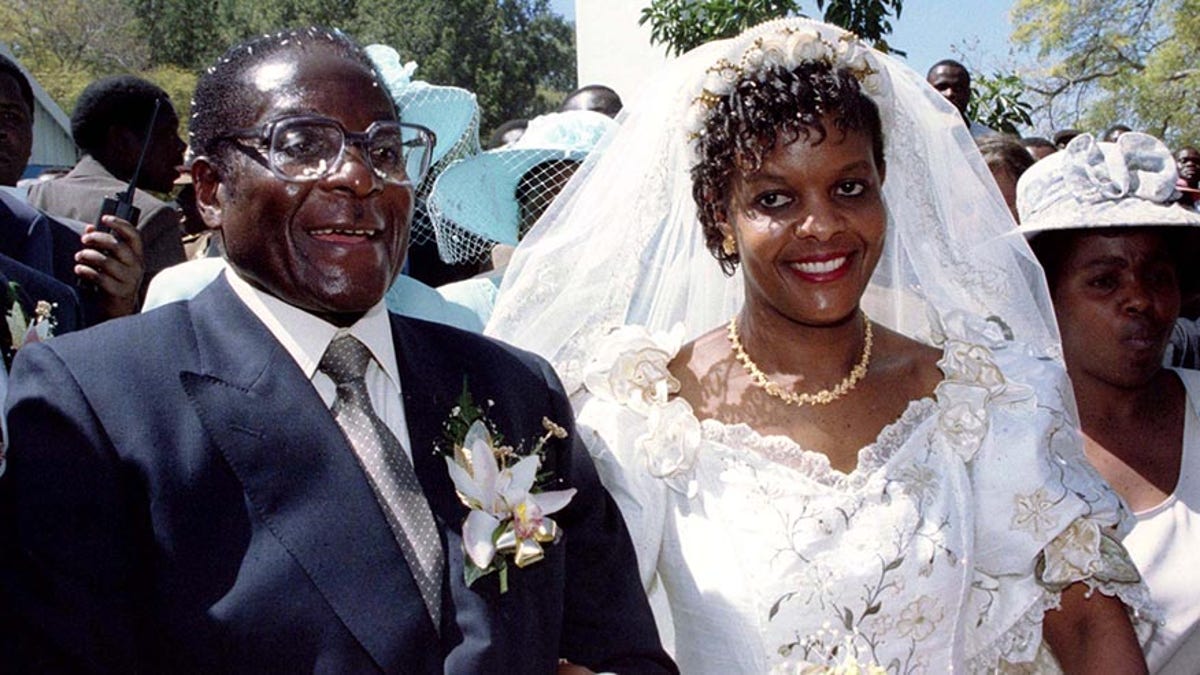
575;0;670;109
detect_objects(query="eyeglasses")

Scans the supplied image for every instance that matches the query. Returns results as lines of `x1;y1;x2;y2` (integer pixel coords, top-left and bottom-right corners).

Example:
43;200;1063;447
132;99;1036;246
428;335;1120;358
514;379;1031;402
218;115;436;187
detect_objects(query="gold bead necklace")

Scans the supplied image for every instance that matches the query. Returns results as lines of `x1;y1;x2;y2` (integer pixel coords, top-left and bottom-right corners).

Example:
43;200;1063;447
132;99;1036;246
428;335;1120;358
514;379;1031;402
728;314;873;407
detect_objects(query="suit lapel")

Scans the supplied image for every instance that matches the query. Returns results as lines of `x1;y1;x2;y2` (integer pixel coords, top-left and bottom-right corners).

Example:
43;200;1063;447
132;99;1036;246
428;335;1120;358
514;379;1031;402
179;279;437;672
391;316;470;527
390;316;480;647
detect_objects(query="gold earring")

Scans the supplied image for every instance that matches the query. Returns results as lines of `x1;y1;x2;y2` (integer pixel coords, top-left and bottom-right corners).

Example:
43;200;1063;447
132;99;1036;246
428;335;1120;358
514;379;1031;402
722;233;737;256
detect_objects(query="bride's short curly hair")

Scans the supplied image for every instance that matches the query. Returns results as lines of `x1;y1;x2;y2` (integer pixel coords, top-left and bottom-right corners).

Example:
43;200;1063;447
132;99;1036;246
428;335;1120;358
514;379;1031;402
692;61;885;275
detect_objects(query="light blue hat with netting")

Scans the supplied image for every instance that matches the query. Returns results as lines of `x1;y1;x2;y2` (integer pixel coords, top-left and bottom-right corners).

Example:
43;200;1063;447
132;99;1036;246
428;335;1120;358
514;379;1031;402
427;110;617;261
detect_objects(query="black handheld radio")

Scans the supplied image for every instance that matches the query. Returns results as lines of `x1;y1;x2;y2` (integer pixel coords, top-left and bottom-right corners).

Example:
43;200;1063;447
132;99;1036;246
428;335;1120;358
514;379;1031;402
95;98;162;233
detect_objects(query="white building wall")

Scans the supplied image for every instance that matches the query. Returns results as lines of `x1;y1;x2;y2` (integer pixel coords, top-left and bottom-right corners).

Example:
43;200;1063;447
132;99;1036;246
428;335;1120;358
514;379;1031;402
575;0;670;109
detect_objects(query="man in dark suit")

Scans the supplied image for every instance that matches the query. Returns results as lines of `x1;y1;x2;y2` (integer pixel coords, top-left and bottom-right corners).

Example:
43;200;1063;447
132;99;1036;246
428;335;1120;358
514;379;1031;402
1;28;673;674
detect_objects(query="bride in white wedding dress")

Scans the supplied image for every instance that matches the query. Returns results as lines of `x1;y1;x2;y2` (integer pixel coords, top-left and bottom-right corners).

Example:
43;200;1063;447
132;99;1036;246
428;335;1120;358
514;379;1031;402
489;19;1156;673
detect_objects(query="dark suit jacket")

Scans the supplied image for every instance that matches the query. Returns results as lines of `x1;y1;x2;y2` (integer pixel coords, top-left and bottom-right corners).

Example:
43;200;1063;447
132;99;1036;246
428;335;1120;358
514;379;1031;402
27;155;185;289
1;189;111;326
0;253;83;354
0;277;672;674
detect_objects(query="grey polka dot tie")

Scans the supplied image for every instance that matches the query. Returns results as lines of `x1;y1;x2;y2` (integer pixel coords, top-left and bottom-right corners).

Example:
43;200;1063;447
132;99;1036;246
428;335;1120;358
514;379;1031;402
320;335;443;628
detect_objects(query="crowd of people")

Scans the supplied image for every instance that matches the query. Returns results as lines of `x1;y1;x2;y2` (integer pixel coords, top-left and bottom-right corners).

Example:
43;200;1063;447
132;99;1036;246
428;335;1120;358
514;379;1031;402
0;16;1197;674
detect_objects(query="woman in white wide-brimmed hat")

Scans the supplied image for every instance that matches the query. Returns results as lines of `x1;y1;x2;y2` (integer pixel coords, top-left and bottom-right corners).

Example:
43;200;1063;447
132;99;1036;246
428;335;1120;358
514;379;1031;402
1020;132;1200;674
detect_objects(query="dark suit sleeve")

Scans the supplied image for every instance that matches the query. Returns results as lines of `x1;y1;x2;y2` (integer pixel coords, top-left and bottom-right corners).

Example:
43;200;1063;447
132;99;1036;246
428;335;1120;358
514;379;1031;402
138;203;185;289
1;343;152;673
536;360;678;674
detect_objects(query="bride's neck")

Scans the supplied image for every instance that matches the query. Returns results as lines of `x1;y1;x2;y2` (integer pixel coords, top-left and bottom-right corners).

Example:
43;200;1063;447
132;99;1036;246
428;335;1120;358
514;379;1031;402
736;304;867;381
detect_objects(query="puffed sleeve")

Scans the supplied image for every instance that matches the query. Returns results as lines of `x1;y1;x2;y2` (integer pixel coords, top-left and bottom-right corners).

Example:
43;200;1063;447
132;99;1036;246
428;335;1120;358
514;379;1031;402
574;393;670;592
937;339;1158;669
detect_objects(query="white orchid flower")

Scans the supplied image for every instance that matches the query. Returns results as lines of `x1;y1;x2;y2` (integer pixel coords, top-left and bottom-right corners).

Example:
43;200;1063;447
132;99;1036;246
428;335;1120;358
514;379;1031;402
445;420;576;570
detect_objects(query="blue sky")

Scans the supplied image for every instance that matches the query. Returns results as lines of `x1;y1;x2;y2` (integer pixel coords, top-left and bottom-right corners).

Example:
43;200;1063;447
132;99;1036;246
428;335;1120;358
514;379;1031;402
547;0;1019;75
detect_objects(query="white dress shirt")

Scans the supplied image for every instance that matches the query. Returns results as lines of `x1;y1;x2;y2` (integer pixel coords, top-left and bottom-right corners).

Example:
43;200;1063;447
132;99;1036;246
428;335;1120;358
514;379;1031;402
225;268;413;461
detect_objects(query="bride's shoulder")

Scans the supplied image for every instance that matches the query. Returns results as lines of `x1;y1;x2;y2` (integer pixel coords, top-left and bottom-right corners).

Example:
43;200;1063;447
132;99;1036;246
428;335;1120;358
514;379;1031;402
872;325;944;390
669;324;725;380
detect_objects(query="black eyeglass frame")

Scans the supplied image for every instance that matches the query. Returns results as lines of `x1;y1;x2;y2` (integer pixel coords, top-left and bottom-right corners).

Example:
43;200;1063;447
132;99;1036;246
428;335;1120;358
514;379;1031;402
215;114;436;187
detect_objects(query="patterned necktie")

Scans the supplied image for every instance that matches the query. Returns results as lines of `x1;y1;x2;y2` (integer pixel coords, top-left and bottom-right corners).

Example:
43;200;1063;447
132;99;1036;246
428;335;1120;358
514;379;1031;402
319;335;443;628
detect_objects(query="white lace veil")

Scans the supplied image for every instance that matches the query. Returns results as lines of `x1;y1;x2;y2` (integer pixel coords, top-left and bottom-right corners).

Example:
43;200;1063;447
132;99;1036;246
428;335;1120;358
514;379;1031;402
487;18;1060;392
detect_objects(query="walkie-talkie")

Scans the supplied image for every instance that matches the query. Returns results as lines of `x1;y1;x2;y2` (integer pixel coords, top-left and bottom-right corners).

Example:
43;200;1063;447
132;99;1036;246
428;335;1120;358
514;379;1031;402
95;98;162;232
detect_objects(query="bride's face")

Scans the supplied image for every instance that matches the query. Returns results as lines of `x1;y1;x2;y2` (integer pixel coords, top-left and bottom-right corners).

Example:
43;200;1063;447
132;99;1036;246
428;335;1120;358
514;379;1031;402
722;119;886;327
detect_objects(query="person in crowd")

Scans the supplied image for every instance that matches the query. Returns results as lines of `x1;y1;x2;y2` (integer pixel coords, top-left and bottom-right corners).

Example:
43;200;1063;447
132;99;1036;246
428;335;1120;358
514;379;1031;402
1019;131;1200;674
489;18;1154;673
1104;123;1134;142
0;27;673;674
1176;146;1199;210
1021;135;1058;161
1054;128;1082;149
0;55;33;189
925;58;994;137
488;118;529;149
28;75;185;290
431;110;616;327
977;134;1035;221
0;54;143;323
560;84;623;118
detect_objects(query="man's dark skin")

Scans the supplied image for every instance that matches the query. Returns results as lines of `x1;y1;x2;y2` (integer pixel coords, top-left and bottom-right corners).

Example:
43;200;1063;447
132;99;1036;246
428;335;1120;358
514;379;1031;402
926;63;971;123
0;70;32;187
559;85;622;118
99;103;186;194
1177;147;1200;189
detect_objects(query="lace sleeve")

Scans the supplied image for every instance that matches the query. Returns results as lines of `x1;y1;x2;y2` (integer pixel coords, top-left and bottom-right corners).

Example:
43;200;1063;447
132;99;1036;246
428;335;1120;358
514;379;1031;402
946;342;1160;669
574;394;670;592
568;324;691;591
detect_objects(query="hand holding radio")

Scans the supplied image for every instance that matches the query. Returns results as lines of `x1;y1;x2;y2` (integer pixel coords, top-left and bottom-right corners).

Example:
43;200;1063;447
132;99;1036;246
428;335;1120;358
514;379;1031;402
75;214;145;318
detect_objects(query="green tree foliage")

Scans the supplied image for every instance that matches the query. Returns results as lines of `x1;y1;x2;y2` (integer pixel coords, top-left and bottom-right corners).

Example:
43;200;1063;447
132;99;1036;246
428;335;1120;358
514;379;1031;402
1012;0;1200;147
969;72;1033;136
638;0;903;57
352;0;575;132
2;0;574;139
0;0;151;110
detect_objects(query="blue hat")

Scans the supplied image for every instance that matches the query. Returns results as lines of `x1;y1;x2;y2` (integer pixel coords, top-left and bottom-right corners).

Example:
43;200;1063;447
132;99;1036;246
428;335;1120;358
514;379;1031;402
427;110;617;259
366;44;481;246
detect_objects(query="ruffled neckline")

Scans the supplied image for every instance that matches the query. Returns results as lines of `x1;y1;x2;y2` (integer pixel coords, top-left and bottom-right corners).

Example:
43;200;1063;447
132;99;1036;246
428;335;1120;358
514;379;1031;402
699;396;938;489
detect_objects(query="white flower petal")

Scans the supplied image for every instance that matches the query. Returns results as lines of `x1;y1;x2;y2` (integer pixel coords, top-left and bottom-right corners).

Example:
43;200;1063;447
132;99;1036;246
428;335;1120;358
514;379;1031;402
464;420;499;496
504;454;541;499
532;488;576;516
445;457;486;507
462;509;500;569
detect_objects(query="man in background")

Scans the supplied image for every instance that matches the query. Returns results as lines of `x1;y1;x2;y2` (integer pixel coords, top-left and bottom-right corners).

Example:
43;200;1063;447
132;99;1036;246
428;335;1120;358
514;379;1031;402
29;75;184;290
926;59;994;138
1177;146;1199;210
559;84;622;118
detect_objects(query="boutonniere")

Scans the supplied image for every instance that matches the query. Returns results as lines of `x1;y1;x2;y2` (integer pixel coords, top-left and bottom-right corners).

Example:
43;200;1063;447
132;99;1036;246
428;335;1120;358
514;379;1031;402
441;382;576;592
4;281;56;369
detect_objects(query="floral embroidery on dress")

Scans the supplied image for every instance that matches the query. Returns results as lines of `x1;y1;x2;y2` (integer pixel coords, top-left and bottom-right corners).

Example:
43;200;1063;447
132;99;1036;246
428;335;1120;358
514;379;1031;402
579;319;1159;673
1011;487;1061;537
